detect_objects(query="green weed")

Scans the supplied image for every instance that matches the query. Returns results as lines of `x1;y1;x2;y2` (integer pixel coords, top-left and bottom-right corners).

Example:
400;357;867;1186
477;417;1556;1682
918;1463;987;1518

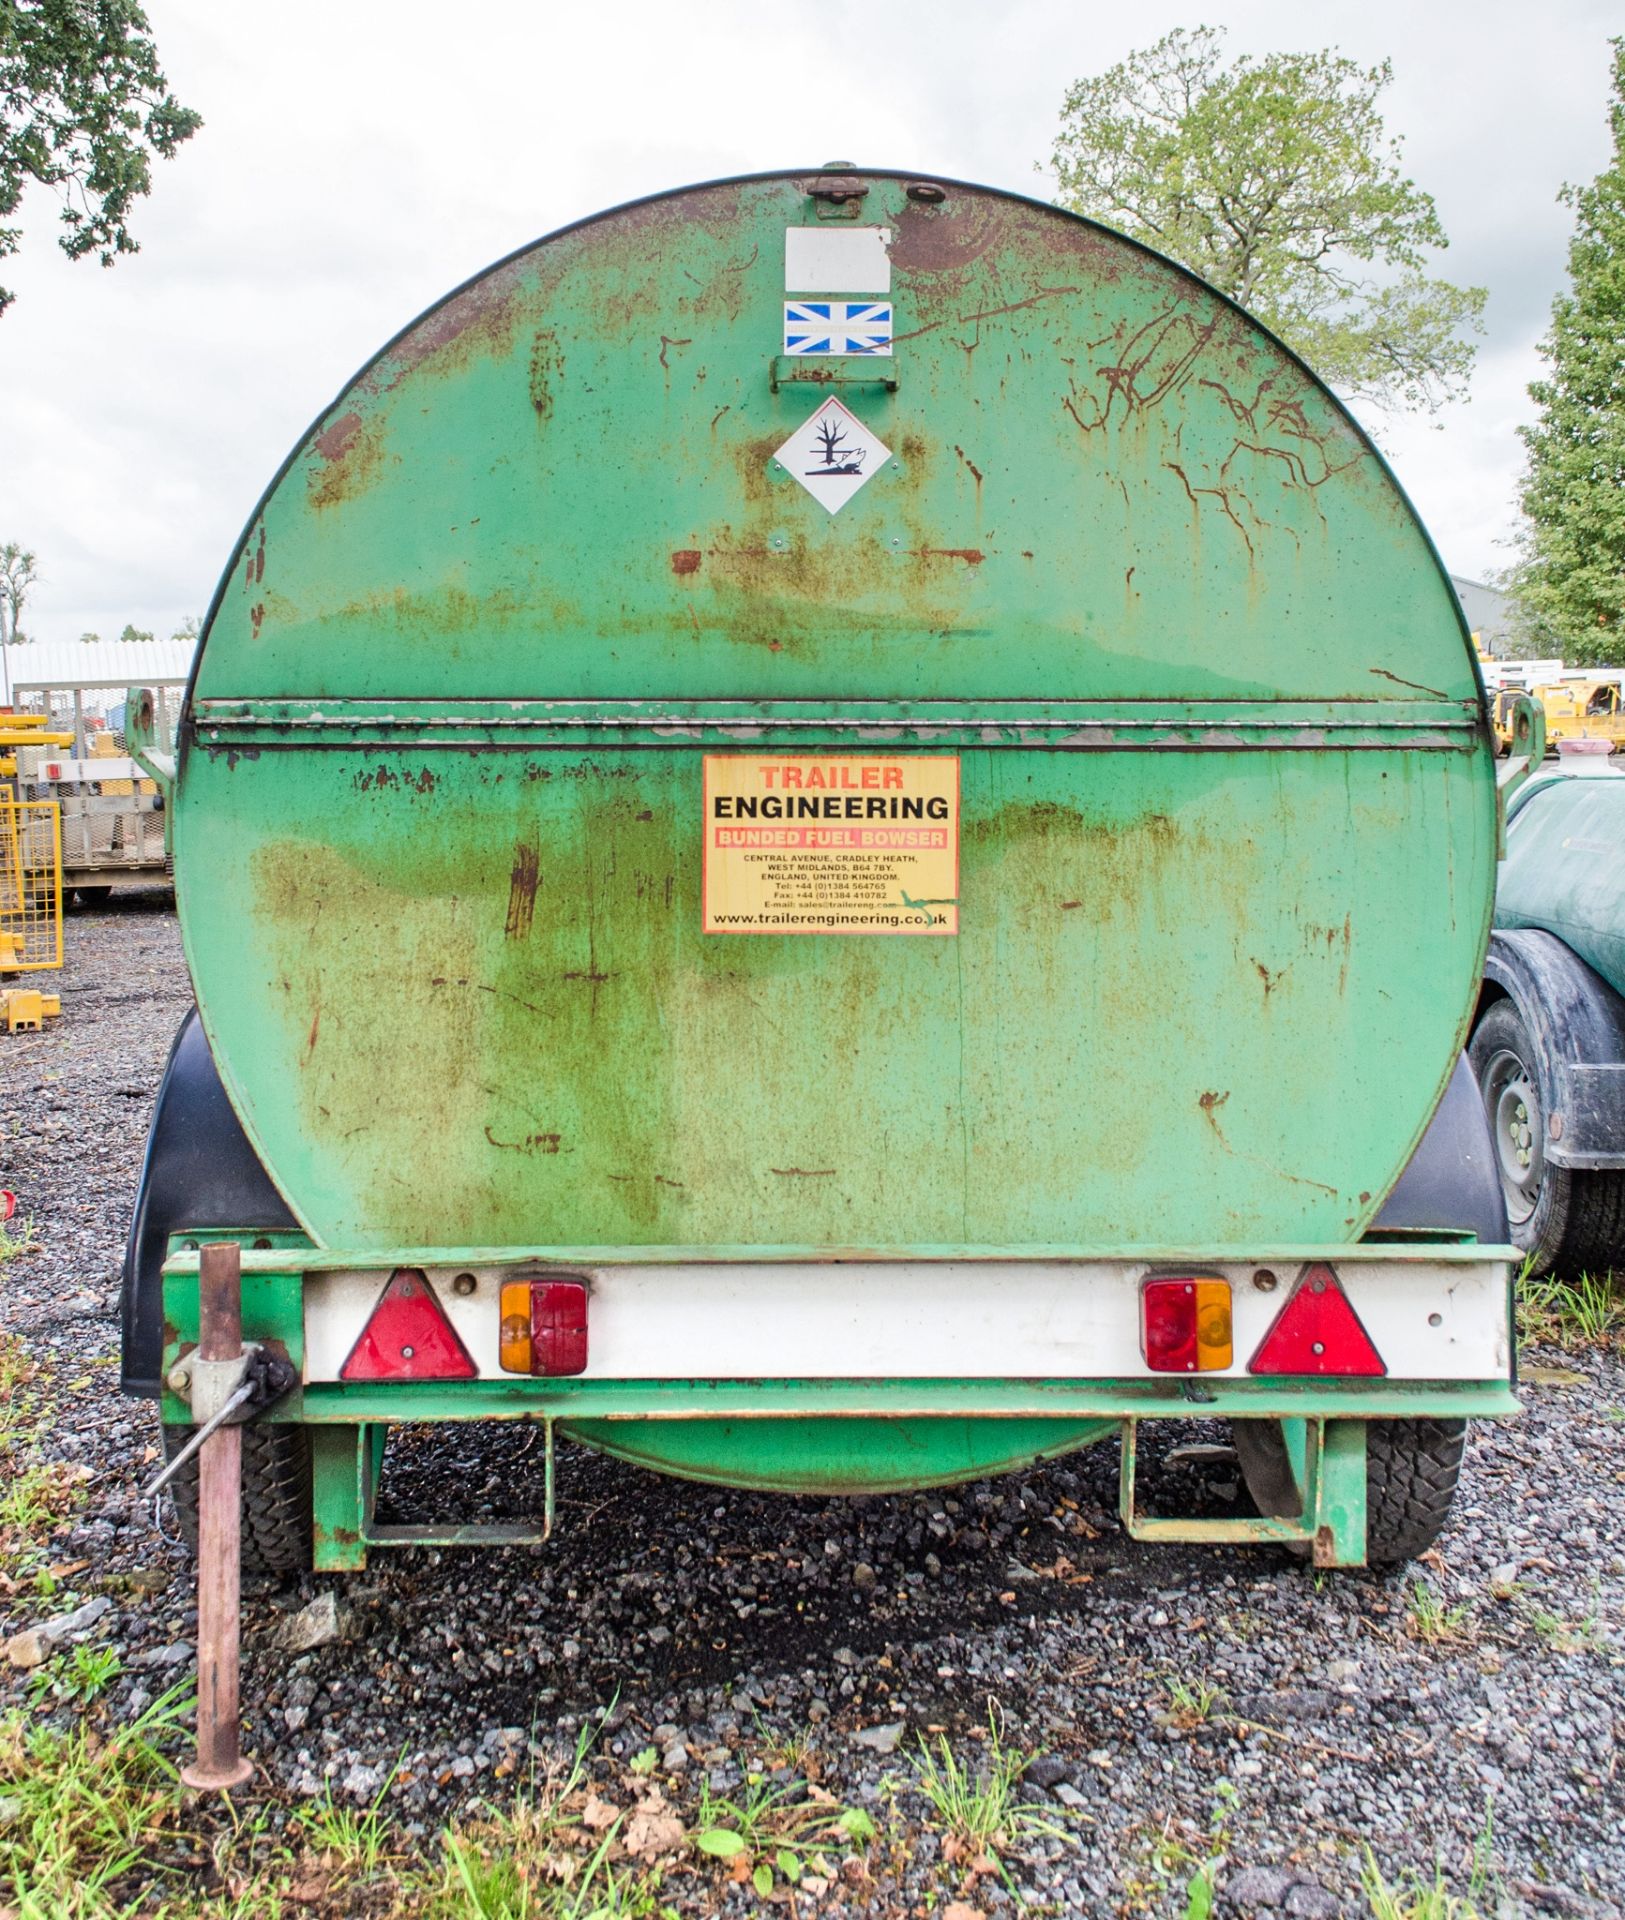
1519;1268;1625;1350
1162;1675;1227;1726
914;1703;1072;1895
1405;1578;1472;1645
689;1772;874;1897
292;1762;402;1876
0;1213;40;1262
1525;1600;1602;1653
0;1682;195;1913
27;1644;122;1708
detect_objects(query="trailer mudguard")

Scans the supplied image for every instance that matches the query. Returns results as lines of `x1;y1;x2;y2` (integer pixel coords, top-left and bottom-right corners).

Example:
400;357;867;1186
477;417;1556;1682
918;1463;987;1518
1372;1053;1508;1244
119;1007;298;1395
1482;928;1625;1169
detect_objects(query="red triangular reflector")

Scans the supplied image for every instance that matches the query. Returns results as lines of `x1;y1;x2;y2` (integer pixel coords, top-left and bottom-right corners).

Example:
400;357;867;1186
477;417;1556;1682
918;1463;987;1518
340;1268;477;1381
1247;1263;1386;1377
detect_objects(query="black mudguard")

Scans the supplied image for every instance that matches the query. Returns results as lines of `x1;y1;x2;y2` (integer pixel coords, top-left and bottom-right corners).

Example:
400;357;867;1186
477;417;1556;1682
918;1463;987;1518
120;1008;298;1397
1482;928;1625;1169
1373;1052;1509;1246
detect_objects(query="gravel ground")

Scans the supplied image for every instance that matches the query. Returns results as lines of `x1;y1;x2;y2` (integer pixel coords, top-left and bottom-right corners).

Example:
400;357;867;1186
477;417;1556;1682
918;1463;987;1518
3;896;1623;1917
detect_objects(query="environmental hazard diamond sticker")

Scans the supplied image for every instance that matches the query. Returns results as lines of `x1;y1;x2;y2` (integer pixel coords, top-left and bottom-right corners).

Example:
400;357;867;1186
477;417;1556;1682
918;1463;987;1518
774;398;890;515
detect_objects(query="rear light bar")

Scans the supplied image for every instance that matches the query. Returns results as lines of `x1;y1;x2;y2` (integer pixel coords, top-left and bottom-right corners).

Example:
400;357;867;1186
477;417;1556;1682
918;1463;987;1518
499;1276;589;1376
1142;1276;1233;1372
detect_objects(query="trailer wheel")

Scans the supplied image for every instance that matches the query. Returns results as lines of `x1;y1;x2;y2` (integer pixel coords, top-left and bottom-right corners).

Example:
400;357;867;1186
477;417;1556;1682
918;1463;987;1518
159;1417;313;1576
73;886;113;908
1232;1417;1467;1566
1468;998;1625;1274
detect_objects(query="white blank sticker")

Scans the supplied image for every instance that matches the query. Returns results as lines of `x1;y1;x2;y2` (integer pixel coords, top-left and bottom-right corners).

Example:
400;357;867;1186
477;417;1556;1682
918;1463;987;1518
785;226;892;293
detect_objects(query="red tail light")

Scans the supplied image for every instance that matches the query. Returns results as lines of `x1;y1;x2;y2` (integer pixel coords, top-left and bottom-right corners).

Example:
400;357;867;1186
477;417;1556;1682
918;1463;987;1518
1142;1276;1233;1372
340;1268;477;1381
1248;1263;1385;1377
498;1277;588;1376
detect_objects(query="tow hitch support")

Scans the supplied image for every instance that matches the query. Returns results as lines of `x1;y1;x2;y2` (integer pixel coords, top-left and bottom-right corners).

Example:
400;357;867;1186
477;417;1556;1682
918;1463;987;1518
179;1241;254;1793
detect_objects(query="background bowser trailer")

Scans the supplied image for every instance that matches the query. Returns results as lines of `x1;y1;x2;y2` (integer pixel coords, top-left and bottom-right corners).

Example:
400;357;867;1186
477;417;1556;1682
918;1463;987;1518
122;167;1533;1585
1471;751;1625;1274
7;638;191;903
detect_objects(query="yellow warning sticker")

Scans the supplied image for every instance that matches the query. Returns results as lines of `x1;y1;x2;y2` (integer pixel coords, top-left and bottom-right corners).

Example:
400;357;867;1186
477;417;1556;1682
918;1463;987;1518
703;755;959;936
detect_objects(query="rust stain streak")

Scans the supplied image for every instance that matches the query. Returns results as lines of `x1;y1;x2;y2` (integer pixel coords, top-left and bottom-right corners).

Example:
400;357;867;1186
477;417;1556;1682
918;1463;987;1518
892;285;1082;345
658;334;692;370
770;1166;837;1178
1370;667;1448;698
504;842;540;940
484;1126;565;1154
1199;1089;1339;1197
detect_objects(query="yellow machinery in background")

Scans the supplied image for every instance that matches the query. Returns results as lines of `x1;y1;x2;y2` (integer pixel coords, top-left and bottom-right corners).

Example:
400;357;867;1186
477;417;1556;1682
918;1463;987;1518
0;717;66;1028
1492;677;1625;754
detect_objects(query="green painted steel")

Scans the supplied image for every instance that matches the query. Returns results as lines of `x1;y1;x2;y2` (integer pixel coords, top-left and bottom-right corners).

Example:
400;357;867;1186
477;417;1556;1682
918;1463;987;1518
161;171;1505;1502
1497;770;1625;995
1118;1416;1368;1565
558;1414;1119;1494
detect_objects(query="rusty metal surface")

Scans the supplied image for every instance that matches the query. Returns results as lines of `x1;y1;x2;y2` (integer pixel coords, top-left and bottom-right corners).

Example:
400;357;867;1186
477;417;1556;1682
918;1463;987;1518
168;171;1497;1264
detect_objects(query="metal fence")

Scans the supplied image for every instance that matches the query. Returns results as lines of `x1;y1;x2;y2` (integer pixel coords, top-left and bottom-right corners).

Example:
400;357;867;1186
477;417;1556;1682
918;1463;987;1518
9;684;178;887
0;799;63;970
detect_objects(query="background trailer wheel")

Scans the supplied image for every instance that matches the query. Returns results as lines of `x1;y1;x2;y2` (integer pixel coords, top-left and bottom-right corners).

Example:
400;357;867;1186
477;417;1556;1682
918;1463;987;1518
1468;997;1625;1275
1232;1416;1467;1565
160;1416;313;1577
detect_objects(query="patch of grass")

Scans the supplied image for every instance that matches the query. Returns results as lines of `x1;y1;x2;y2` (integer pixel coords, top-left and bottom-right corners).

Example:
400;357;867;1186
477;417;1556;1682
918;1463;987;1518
689;1773;874;1899
914;1704;1071;1895
27;1644;123;1708
1518;1268;1625;1350
0;1212;40;1261
0;1682;195;1914
1161;1676;1227;1727
292;1763;401;1877
1137;1778;1238;1920
751;1713;816;1776
1525;1599;1603;1654
1405;1578;1473;1646
1361;1804;1500;1920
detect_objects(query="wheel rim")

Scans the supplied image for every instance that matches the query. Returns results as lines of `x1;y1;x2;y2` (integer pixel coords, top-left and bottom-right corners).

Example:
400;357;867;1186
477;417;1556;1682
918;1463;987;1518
1481;1045;1545;1225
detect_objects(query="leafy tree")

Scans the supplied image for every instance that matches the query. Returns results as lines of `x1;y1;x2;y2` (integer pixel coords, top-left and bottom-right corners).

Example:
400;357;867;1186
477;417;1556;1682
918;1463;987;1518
1513;38;1625;663
118;621;153;643
0;539;35;644
170;613;198;642
78;628;98;642
0;0;202;315
1048;26;1486;413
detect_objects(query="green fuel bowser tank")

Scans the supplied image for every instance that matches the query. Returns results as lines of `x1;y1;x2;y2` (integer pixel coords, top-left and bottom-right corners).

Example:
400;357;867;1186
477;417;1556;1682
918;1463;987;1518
126;170;1522;1575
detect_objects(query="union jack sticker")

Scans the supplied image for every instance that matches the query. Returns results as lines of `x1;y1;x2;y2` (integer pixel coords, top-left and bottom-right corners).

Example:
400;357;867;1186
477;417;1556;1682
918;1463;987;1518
783;301;893;356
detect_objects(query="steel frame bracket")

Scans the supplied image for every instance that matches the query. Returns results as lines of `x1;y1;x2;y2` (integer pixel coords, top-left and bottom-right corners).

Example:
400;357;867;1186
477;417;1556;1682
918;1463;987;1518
1118;1415;1369;1568
311;1415;556;1573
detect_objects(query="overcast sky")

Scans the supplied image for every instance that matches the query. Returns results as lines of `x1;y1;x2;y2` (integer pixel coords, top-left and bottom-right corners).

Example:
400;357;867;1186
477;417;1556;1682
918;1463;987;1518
0;0;1616;644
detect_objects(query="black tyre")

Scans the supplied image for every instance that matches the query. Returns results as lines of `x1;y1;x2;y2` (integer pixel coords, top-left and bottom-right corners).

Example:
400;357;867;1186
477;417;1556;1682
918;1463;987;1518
1233;1416;1467;1566
73;886;114;908
159;1416;313;1576
1468;997;1625;1274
